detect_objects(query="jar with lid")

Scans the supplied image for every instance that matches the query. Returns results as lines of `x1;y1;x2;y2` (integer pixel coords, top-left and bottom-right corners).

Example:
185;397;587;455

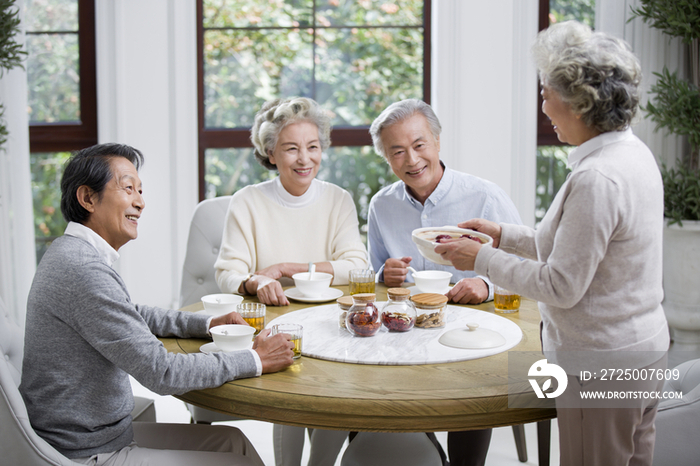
336;296;353;329
381;288;416;332
411;293;448;328
345;293;381;337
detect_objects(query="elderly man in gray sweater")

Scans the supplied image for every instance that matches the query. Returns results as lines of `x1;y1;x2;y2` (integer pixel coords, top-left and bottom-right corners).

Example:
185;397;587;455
20;143;294;465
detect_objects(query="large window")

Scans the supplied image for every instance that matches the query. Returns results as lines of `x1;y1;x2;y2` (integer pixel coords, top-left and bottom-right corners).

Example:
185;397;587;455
198;0;430;235
25;0;97;261
535;0;594;224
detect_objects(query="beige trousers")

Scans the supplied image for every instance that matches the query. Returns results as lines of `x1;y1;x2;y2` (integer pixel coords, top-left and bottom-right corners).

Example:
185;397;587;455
73;422;264;466
555;356;667;466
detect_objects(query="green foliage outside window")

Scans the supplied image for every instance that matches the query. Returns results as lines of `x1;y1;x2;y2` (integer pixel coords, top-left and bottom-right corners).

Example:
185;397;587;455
203;0;422;238
535;0;594;224
25;0;80;123
548;0;594;27
30;151;70;262
536;146;571;226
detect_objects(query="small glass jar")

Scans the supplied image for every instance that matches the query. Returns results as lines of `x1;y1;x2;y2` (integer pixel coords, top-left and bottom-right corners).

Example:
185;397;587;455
345;293;381;337
381;288;416;332
337;296;353;329
411;293;448;328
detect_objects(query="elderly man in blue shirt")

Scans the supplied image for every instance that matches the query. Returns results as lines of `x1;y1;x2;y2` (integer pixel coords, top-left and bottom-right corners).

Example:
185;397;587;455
368;98;522;305
367;99;522;466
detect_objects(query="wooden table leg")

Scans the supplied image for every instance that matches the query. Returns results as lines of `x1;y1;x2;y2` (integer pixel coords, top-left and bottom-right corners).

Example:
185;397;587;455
537;420;551;466
511;424;528;462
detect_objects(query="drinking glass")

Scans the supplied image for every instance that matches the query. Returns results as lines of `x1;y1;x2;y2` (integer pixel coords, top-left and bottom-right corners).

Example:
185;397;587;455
237;303;266;335
271;323;303;359
494;285;520;313
349;269;375;295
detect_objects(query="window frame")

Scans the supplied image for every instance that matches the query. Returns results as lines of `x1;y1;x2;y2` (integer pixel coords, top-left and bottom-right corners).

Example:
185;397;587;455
27;0;98;153
537;0;564;146
196;0;432;201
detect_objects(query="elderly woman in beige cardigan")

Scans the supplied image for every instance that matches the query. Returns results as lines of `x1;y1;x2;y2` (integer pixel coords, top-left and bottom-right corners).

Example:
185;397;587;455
436;21;669;466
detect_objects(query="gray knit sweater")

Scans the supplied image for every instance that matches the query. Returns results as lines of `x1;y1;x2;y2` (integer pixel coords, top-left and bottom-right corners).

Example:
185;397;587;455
20;235;257;458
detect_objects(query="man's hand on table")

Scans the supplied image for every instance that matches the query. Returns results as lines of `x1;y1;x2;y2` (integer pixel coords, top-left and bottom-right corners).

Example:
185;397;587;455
446;277;489;304
253;329;295;373
209;311;247;329
383;256;412;287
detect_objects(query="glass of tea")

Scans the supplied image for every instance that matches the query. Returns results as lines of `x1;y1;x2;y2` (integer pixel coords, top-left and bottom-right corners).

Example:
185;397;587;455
494;285;520;313
237;303;266;335
349;269;375;295
271;323;303;359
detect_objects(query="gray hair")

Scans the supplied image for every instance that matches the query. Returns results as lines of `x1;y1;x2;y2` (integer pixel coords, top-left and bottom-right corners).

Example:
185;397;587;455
250;97;331;170
532;20;642;133
369;99;442;159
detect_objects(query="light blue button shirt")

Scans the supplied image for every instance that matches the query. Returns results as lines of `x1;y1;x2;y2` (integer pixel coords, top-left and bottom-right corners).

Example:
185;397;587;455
367;164;523;301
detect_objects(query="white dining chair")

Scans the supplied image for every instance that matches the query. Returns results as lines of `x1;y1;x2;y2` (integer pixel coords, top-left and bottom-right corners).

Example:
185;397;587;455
0;295;155;465
340;432;442;466
179;195;241;423
652;357;700;465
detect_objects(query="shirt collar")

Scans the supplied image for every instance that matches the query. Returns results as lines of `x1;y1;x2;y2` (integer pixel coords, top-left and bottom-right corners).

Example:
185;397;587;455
402;161;451;206
567;128;634;170
64;221;120;266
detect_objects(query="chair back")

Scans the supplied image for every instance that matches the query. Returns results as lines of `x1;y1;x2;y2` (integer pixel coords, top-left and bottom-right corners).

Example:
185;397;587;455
179;196;233;307
0;297;81;465
653;358;700;466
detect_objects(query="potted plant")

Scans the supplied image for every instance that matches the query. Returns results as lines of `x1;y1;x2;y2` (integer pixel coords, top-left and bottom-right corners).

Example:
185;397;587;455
0;0;25;149
631;0;700;345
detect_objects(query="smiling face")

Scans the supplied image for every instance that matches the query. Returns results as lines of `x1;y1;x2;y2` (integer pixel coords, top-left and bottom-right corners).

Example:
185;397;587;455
268;121;322;196
381;113;443;204
81;156;145;251
541;84;600;146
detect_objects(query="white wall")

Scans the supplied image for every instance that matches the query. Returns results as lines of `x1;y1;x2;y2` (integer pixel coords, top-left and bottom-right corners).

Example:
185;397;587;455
433;0;539;228
95;0;198;308
0;0;35;323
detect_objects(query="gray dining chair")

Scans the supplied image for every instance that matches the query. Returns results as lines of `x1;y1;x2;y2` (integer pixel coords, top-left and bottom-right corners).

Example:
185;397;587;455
179;195;240;423
652;357;700;465
0;296;155;465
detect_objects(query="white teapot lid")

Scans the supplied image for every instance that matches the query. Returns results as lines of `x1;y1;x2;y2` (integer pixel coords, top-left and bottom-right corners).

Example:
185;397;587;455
438;323;506;349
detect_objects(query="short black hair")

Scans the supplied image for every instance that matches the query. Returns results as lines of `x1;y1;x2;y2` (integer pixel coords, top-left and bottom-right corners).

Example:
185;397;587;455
60;143;144;223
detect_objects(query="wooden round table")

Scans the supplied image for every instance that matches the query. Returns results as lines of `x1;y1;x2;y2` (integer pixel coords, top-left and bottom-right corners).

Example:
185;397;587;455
165;284;556;434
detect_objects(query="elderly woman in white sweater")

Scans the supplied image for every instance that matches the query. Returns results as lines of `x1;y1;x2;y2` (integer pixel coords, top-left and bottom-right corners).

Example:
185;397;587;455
215;97;368;306
215;97;363;466
436;21;669;466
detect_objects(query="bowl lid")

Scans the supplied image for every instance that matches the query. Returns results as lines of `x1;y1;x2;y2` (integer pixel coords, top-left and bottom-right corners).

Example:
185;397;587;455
438;323;506;349
410;293;448;307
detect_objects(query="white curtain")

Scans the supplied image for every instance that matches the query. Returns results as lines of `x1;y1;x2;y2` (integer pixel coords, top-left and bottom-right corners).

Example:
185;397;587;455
0;0;35;325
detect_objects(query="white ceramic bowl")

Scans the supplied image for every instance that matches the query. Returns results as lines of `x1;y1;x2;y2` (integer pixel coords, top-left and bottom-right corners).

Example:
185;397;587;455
210;324;255;351
412;270;453;293
201;293;244;316
292;272;333;297
411;226;493;266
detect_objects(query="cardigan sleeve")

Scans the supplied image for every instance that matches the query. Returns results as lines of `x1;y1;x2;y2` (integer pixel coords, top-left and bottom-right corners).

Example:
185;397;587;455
215;191;257;294
327;189;368;285
475;169;621;308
